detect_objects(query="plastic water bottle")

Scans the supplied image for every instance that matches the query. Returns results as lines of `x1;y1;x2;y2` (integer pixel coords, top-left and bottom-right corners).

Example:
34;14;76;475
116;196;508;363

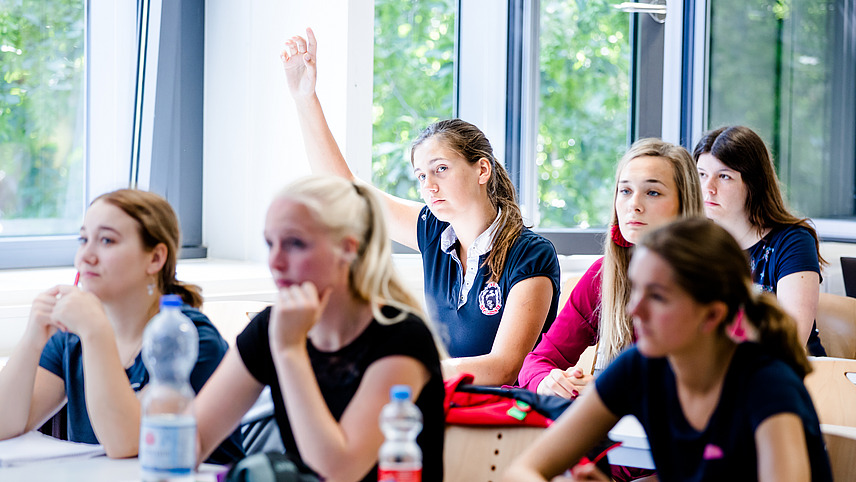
378;385;423;482
139;295;199;481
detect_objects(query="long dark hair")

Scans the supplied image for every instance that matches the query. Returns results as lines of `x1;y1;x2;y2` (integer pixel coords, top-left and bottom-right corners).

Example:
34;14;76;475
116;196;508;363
692;125;824;265
639;217;812;379
411;119;522;282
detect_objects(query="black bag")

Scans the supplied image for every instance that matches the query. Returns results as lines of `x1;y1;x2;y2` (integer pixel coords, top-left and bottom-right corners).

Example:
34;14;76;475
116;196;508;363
226;452;320;482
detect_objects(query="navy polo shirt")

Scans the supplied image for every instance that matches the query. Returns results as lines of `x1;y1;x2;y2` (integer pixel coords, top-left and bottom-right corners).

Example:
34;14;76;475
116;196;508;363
416;206;560;357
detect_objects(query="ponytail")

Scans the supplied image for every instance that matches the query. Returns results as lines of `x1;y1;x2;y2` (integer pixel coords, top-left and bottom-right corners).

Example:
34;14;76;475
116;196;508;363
166;281;204;309
743;290;812;379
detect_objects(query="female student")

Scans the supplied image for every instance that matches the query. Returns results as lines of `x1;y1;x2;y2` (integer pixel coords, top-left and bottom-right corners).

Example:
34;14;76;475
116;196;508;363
280;28;560;385
0;189;241;462
194;176;445;482
504;218;832;482
518;138;704;398
694;126;825;355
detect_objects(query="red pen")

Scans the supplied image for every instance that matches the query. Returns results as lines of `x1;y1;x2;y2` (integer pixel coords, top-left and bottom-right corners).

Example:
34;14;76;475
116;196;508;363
579;441;622;465
74;272;80;286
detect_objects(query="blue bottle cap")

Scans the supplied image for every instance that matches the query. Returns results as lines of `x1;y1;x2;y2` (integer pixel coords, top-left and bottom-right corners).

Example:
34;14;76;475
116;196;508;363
390;385;411;401
160;294;182;308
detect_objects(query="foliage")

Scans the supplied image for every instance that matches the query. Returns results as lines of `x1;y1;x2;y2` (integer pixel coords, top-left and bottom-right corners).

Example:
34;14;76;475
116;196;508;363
536;0;630;228
372;0;456;202
708;0;833;217
0;0;84;225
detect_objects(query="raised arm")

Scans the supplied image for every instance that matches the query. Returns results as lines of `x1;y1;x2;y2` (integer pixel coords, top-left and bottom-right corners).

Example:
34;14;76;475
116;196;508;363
0;287;67;439
443;276;554;385
281;28;423;249
502;387;620;481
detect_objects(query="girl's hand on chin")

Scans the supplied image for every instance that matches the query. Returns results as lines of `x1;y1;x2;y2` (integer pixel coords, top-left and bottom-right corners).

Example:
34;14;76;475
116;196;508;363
269;281;332;350
50;285;109;339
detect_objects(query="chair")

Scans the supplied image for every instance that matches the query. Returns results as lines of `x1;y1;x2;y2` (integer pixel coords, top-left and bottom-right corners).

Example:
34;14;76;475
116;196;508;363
804;357;856;427
200;300;270;345
820;424;856;481
815;293;856;359
840;257;856;298
443;425;545;481
557;275;597;375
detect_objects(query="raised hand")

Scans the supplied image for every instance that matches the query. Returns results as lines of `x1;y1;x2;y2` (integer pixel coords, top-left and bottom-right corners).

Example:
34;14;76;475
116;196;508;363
280;27;318;100
268;281;331;351
536;366;592;399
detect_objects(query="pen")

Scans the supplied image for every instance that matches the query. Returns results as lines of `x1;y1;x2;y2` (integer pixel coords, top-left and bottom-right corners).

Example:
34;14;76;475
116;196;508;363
74;272;80;286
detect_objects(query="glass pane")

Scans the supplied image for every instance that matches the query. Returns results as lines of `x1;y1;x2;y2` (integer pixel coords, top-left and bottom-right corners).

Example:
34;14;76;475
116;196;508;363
707;0;843;218
372;0;456;202
0;0;85;237
537;0;631;228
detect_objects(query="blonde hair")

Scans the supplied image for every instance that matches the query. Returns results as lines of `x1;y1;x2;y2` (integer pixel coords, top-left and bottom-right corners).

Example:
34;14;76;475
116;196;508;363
94;189;202;307
275;176;425;325
598;139;705;364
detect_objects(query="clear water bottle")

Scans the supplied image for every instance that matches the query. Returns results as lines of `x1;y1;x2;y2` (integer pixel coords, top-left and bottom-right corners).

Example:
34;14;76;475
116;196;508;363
139;295;199;481
378;385;423;482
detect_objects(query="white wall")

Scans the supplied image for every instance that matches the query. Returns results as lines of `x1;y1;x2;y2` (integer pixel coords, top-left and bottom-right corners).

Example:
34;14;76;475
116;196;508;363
203;0;374;262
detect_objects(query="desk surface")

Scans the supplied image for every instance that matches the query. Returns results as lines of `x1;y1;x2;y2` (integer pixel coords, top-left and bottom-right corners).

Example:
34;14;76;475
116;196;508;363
0;456;226;482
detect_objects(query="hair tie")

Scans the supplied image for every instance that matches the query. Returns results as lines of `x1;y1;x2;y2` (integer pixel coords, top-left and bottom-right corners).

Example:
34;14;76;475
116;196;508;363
728;306;749;342
610;224;633;248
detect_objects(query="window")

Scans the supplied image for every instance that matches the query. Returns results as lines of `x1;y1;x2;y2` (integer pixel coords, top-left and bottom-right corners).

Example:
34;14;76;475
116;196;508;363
372;0;457;202
703;0;856;225
0;0;85;238
535;0;631;228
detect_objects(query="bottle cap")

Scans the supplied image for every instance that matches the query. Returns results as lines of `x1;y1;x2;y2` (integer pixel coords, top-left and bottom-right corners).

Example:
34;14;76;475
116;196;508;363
390;385;411;401
160;294;182;308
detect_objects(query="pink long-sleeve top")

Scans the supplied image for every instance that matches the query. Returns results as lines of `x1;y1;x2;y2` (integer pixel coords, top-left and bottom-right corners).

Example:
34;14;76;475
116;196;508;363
517;257;603;392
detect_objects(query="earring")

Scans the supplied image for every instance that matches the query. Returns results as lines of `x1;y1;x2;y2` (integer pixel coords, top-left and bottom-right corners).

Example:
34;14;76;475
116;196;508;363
147;283;155;296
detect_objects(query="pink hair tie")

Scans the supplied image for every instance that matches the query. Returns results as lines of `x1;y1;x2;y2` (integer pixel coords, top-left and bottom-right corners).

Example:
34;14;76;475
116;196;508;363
610;224;633;248
728;307;748;342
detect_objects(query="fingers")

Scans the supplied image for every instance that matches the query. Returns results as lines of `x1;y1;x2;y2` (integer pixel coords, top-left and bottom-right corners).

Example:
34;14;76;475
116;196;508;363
542;369;581;399
570;462;610;481
306;27;317;54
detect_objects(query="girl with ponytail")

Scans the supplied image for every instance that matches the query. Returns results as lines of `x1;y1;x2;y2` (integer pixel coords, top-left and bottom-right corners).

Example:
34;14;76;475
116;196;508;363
281;29;560;385
195;176;446;482
0;189;241;463
505;217;831;482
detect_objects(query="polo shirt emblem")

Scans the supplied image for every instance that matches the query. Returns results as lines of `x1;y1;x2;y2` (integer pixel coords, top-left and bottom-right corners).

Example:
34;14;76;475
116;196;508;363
478;282;502;315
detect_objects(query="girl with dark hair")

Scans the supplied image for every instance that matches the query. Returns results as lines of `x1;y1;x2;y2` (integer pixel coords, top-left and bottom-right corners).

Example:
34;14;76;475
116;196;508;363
194;176;445;481
0;189;241;463
694;125;826;355
280;29;560;385
518;138;704;399
504;218;832;482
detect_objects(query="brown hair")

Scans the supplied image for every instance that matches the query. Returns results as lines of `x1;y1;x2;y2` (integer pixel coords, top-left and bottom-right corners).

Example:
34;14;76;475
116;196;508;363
93;189;203;307
599;138;705;364
692;125;824;265
411;119;522;282
638;217;812;378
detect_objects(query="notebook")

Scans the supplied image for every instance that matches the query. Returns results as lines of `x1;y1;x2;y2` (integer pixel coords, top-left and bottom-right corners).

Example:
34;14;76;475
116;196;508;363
0;431;105;467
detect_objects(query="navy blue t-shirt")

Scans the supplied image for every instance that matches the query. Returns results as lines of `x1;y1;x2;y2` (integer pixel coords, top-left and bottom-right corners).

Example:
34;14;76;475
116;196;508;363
595;344;832;481
747;224;821;293
416;206;561;357
39;306;244;464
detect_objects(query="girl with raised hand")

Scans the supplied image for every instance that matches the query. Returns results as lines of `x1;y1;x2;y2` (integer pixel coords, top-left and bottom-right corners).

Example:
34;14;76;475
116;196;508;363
694;125;825;355
0;189;241;463
194;176;445;482
280;28;560;385
518;138;704;399
504;218;832;482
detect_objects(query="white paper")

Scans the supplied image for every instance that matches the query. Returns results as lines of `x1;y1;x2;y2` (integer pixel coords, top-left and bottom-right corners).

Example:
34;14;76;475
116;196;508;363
0;431;105;467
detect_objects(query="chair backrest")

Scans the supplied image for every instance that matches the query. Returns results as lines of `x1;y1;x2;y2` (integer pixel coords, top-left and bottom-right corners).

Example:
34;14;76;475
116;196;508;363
443;425;545;481
841;256;856;298
804;357;856;427
558;275;598;375
821;424;856;481
816;293;856;359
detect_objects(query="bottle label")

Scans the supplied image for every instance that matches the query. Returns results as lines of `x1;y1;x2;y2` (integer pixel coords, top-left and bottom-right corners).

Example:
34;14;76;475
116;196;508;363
378;466;422;482
140;415;196;476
